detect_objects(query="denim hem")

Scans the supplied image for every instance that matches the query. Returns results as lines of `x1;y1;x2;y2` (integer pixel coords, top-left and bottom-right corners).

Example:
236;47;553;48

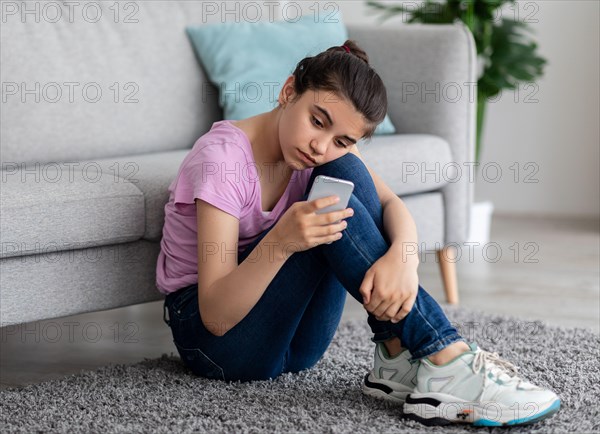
370;330;396;344
408;334;467;362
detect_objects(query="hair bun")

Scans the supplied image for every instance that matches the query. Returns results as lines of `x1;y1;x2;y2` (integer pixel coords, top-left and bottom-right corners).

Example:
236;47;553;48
340;39;370;65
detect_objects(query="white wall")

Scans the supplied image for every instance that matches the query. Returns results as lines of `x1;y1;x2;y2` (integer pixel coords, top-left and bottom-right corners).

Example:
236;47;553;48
334;0;599;219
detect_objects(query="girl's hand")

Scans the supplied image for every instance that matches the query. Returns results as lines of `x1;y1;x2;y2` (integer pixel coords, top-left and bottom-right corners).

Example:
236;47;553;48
359;251;419;323
271;195;354;253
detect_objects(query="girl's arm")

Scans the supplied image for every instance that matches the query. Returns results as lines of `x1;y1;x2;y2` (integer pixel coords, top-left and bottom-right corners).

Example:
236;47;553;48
196;199;288;338
382;196;420;266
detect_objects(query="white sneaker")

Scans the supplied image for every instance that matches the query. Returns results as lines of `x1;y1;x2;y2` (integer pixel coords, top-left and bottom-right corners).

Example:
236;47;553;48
362;341;419;404
403;342;561;426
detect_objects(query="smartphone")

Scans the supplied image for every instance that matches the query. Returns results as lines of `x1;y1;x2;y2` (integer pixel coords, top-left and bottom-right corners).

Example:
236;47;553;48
307;175;355;219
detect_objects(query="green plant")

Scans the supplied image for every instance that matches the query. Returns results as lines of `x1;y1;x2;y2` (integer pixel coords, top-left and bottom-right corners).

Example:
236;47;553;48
366;0;547;164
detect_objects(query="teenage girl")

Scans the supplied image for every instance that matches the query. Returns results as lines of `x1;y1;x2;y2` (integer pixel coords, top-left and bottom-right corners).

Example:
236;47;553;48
157;40;560;427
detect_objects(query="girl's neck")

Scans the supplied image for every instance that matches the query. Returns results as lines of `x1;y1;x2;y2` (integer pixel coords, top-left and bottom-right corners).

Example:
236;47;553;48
233;109;288;169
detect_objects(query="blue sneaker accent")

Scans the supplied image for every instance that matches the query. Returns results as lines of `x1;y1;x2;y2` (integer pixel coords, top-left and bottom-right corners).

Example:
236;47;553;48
472;398;561;426
506;399;561;426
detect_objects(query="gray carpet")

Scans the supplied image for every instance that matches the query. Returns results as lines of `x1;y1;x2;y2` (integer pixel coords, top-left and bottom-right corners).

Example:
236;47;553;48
1;306;599;433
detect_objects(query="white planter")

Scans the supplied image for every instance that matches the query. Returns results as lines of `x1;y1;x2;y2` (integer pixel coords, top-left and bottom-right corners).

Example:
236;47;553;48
467;200;495;245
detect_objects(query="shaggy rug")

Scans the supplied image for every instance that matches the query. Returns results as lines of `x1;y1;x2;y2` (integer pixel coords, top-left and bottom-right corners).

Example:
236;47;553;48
1;306;599;433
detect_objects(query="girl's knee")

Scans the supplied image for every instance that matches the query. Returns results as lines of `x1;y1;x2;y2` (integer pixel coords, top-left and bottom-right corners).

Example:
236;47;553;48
314;152;367;178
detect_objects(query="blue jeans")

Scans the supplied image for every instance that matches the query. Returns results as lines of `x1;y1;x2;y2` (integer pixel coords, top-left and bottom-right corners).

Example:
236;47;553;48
163;153;464;382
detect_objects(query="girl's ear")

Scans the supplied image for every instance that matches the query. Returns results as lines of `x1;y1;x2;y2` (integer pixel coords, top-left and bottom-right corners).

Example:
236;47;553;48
278;75;296;107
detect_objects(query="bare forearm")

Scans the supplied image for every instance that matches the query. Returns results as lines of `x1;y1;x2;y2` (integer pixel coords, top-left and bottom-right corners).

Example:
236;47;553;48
199;232;288;337
382;196;420;266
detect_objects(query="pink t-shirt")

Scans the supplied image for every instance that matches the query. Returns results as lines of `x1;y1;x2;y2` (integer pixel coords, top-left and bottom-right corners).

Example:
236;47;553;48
155;120;314;295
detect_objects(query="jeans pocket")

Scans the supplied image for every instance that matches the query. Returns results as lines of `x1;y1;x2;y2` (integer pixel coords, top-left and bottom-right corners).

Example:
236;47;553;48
173;340;225;381
169;285;199;322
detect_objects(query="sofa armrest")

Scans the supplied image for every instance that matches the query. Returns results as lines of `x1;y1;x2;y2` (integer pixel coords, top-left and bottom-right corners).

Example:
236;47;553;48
347;23;477;244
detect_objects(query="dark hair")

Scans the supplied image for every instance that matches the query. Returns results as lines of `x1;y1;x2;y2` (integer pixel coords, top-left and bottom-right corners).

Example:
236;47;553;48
283;39;388;141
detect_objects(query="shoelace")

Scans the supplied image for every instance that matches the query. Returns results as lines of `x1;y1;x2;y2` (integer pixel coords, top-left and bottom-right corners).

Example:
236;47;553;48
472;349;522;386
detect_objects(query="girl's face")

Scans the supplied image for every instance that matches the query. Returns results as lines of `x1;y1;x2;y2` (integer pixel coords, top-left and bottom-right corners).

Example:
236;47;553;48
277;76;367;171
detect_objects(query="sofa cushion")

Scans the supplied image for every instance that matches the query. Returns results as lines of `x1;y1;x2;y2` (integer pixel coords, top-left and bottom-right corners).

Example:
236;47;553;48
402;191;445;253
72;150;191;243
185;14;396;135
360;134;454;196
0;135;450;259
1;165;145;260
0;149;191;259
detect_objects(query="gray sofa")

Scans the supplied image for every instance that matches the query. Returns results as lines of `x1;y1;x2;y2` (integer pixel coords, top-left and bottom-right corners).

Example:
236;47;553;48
0;2;476;327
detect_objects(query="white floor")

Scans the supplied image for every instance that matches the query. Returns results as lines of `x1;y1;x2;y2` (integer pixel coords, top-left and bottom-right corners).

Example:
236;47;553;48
1;214;598;390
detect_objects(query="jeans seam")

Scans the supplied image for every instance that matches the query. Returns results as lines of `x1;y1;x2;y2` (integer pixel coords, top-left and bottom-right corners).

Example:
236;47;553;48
173;340;226;381
341;226;378;269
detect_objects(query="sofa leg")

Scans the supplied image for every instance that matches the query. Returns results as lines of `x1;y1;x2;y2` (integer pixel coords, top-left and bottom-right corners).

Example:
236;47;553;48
436;246;459;304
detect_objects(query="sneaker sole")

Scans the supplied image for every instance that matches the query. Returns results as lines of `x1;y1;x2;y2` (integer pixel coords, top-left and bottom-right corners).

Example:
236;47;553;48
361;372;414;405
403;393;561;426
